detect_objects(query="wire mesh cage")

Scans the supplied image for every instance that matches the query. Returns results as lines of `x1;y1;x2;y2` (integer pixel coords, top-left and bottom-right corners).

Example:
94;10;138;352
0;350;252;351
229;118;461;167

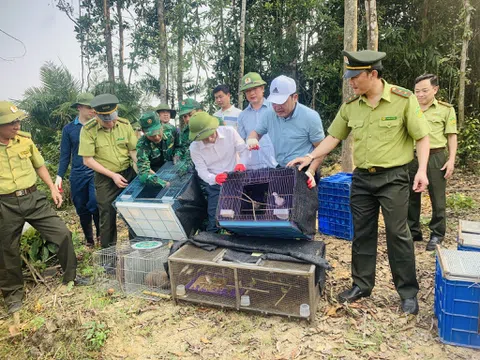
216;167;317;239
92;243;135;292
169;244;319;321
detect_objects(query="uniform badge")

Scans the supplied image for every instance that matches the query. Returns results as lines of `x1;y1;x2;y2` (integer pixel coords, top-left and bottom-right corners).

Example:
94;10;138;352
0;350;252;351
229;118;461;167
344;56;349;64
10;105;18;113
181;101;185;105
147;119;152;124
244;77;252;84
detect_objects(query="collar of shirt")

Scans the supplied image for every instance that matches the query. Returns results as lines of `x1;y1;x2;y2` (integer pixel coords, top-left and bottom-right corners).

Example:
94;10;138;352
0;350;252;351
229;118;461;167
359;79;392;105
425;98;439;111
278;102;299;121
74;116;80;125
247;98;269;111
197;129;224;150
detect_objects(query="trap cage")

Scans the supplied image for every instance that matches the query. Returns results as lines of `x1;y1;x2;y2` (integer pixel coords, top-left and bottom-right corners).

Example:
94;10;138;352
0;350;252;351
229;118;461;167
92;239;172;300
168;244;321;321
216;167;318;239
115;160;207;240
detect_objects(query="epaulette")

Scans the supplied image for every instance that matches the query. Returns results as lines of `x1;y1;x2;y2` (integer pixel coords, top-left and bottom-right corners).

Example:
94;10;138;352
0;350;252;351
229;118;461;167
438;100;453;108
391;86;412;98
345;94;360;104
17;130;31;138
84;118;98;130
117;117;129;125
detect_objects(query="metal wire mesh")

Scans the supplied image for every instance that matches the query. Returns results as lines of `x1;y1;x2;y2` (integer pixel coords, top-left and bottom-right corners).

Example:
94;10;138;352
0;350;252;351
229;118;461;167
92;243;134;291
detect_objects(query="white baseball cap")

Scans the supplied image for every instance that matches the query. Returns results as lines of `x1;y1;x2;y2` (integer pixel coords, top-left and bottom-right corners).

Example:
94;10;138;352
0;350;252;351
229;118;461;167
267;75;297;104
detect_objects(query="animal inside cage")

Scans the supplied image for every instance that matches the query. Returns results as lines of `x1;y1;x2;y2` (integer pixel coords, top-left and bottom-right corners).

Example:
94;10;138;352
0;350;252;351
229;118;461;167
169;244;320;321
115;160;207;240
216;167;318;239
92;243;135;291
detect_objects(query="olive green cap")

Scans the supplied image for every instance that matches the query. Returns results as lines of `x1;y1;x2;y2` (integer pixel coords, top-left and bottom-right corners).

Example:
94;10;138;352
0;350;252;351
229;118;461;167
71;92;94;108
178;98;202;117
139;112;163;136
155;103;177;119
189;111;219;141
0;101;27;125
342;50;386;79
240;72;267;91
91;94;119;121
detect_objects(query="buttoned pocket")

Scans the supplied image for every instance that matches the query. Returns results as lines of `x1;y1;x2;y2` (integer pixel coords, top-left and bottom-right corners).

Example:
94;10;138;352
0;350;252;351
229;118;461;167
18;150;32;170
348;119;365;141
378;119;401;140
116;138;128;149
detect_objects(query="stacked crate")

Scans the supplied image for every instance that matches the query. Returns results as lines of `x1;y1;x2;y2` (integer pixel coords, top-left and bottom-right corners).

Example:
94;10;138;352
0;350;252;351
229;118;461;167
457;220;480;252
435;247;480;349
318;173;353;240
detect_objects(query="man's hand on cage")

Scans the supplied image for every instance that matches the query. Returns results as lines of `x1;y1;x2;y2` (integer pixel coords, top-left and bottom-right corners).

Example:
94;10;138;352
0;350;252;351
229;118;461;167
306;170;316;189
234;164;246;172
215;173;228;185
247;138;260;150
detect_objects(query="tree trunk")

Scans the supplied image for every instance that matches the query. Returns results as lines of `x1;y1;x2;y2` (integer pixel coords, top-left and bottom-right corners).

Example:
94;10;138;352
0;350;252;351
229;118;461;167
103;0;115;87
117;0;125;83
79;0;85;91
365;0;378;51
176;1;184;103
157;0;167;103
421;0;430;43
238;0;247;107
458;0;472;127
341;0;358;173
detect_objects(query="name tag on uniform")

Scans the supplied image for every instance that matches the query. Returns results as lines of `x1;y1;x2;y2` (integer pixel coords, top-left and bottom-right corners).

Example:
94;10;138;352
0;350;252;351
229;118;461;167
381;116;397;121
117;137;125;141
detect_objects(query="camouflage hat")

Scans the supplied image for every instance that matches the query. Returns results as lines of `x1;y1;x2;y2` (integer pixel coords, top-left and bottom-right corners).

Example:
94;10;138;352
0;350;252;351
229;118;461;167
178;98;202;117
71;92;94;108
0;101;27;125
342;50;386;79
155;103;177;119
91;93;119;121
240;72;267;92
139;112;163;136
189;111;219;141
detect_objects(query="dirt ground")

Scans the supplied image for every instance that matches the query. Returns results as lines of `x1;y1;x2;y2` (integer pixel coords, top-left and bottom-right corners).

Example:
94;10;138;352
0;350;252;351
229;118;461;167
0;169;479;360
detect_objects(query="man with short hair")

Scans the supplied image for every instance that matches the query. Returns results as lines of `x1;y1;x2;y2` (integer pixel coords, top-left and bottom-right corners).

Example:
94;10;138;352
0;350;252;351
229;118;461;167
56;93;99;247
175;98;203;165
288;50;431;315
213;84;242;129
408;74;458;251
237;72;277;169
79;94;138;248
189;111;248;232
0;101;83;316
155;103;180;163
247;75;325;188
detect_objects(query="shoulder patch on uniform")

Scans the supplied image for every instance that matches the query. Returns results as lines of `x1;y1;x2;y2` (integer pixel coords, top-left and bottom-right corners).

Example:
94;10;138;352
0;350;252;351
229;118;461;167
17;130;31;138
391;86;412;98
345;94;360;104
438;100;453;108
84;118;98;130
117;117;129;125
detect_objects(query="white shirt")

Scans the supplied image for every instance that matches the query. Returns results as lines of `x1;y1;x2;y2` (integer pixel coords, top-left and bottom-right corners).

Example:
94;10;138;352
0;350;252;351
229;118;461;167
214;105;242;130
190;126;248;185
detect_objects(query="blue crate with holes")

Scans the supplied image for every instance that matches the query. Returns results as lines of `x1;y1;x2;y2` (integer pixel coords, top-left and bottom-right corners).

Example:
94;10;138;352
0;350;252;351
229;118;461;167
318;173;353;240
457;220;480;252
435;248;480;349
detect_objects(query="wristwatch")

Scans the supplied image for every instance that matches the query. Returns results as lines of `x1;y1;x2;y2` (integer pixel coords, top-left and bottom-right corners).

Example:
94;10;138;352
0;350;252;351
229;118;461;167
305;153;315;162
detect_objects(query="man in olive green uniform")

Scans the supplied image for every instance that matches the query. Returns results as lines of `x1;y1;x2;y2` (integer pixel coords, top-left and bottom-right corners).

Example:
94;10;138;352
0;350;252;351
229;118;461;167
155;104;180;163
79;94;138;248
408;74;458;251
287;51;431;314
175;98;203;165
136;111;178;186
0;101;79;314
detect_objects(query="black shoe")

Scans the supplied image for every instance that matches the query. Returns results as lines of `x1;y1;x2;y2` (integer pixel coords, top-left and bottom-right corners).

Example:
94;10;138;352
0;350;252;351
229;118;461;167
63;275;91;286
426;236;443;251
337;285;371;303
401;296;419;315
412;233;423;242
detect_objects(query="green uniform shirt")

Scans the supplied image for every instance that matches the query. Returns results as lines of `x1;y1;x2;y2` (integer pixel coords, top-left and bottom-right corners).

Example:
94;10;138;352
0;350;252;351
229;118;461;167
423;99;457;149
328;80;430;169
136;132;177;187
175;125;192;164
78;117;137;173
0;131;45;194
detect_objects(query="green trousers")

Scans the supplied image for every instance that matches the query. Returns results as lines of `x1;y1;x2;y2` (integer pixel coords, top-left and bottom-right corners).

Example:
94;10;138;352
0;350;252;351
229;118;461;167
94;167;135;248
0;190;76;313
408;151;447;239
350;165;419;300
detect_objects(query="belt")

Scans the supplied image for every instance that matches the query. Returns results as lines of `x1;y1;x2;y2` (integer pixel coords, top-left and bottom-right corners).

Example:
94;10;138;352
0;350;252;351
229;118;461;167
0;185;37;198
430;147;445;154
356;165;405;174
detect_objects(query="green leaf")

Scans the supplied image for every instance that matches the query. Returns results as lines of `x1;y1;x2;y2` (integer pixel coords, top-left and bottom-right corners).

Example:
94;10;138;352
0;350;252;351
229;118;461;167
29;239;40;261
42;246;50;263
47;243;58;254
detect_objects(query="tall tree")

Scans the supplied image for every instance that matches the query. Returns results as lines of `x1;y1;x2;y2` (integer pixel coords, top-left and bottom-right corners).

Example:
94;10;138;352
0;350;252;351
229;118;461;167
157;0;167;102
103;0;115;86
365;0;378;50
458;0;473;127
341;0;358;172
238;0;247;106
116;0;126;83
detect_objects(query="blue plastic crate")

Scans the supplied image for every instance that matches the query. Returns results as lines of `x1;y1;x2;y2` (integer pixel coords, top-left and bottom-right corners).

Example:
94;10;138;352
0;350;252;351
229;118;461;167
435;248;480;349
457;232;480;253
318;173;353;240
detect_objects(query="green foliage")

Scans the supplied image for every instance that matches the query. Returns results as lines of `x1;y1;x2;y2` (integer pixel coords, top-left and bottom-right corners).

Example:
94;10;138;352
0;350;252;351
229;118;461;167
446;193;476;213
457;116;480;172
20;228;59;271
83;321;110;350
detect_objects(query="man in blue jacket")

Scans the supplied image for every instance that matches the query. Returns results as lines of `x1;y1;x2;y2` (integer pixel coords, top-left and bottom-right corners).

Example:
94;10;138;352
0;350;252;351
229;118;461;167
55;93;99;247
